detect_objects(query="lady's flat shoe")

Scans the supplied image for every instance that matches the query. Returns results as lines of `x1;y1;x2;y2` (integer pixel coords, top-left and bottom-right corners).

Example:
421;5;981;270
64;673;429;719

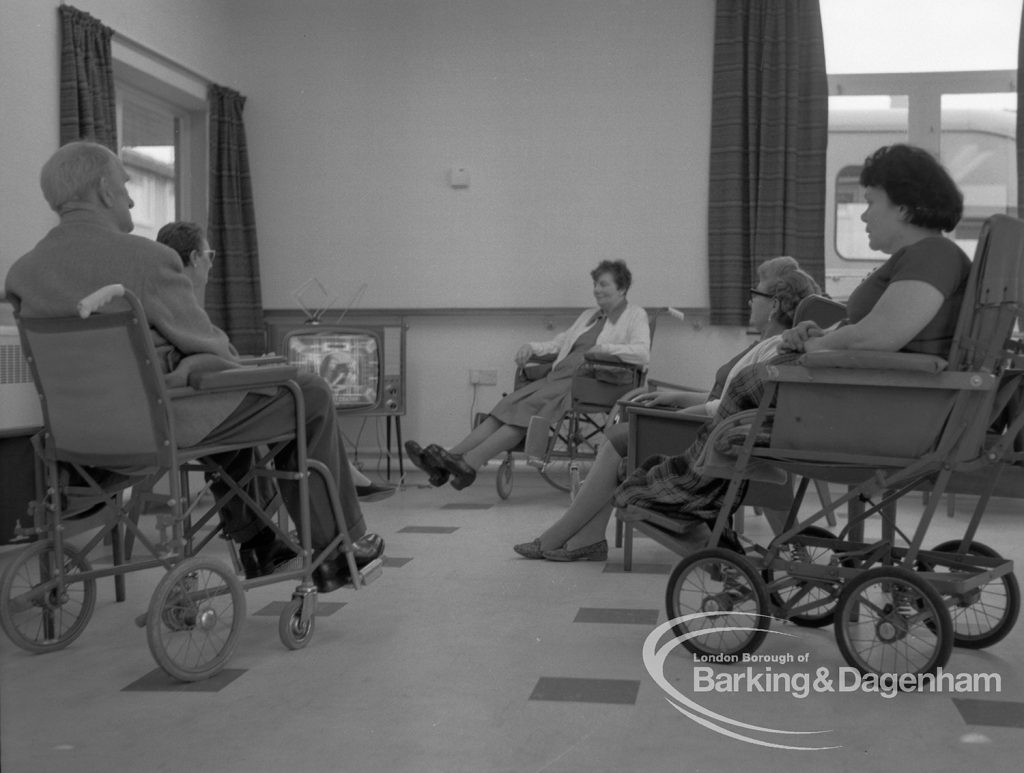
542;539;608;562
513;539;545;559
426;444;477;490
405;440;450;486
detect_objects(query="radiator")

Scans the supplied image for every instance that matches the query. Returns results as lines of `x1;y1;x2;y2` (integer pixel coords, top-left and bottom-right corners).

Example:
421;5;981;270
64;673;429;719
0;326;43;431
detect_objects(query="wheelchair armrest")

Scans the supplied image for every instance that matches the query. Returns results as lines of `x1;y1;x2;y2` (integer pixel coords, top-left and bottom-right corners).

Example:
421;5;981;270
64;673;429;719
624;405;710;424
237;354;288;366
797;349;948;373
188;365;300;390
645;377;706;393
583;350;632;364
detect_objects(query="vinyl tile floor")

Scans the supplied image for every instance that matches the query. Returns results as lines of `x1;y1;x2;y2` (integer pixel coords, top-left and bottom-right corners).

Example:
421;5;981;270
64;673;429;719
2;467;1024;773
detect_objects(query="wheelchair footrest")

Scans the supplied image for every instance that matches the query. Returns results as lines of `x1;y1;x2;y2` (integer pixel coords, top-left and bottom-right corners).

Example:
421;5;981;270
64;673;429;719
350;557;383;588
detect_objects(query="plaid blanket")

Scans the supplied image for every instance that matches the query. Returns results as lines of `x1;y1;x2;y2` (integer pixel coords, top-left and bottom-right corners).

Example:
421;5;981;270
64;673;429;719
613;353;799;519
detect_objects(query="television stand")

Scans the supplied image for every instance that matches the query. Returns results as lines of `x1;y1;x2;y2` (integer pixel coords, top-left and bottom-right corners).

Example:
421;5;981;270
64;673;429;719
384;414;404;482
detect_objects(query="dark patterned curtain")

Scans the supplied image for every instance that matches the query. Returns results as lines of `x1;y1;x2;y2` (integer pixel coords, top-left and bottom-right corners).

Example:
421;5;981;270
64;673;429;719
207;85;265;354
58;5;117;150
707;0;828;325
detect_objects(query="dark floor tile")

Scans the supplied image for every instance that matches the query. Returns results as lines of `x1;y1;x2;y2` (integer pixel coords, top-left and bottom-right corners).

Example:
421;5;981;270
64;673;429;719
529;676;640;705
602;562;672;575
253;601;345;616
382;556;413;567
574;607;659;625
397;526;460;533
954;698;1024;728
123;668;246;692
440;503;493;510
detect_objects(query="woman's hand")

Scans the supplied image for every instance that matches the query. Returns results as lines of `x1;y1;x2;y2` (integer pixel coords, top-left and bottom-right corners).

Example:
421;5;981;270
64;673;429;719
631;389;700;409
515;344;535;366
778;320;824;354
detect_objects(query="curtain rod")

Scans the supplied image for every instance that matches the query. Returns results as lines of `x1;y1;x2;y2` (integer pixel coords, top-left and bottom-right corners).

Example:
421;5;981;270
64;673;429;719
113;29;215;88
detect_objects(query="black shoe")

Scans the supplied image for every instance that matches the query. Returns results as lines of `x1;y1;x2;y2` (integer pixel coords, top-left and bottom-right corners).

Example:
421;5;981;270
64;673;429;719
240;534;298;580
427;445;477;491
313;533;386;592
356;480;397;502
405;440;450;486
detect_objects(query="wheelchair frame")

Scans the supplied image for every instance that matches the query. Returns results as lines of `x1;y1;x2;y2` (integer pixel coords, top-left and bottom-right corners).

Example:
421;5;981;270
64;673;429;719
487;350;650;500
634;216;1024;679
0;285;381;681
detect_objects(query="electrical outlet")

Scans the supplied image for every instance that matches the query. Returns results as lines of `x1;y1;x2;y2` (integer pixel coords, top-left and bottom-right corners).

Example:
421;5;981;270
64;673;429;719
469;369;498;385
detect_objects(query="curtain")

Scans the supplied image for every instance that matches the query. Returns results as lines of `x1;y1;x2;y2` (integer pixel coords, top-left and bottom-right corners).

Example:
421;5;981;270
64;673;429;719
707;0;829;325
207;85;265;355
58;5;117;150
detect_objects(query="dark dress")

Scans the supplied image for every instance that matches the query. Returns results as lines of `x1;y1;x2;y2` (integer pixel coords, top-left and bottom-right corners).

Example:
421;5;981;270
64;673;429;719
489;317;606;429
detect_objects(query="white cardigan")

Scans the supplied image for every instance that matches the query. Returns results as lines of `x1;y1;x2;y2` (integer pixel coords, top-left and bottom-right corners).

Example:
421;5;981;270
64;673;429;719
528;302;650;366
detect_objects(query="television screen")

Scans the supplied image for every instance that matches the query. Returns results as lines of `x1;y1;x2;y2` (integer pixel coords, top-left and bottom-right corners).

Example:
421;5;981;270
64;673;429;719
285;332;380;408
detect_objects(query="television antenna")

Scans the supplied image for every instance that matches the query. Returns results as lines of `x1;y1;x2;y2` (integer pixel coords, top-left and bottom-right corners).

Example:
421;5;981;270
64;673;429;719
293;277;340;325
292;277;369;325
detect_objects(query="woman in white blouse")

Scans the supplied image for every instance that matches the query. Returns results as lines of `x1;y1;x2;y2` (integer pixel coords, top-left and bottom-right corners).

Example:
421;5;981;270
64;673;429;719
406;260;650;491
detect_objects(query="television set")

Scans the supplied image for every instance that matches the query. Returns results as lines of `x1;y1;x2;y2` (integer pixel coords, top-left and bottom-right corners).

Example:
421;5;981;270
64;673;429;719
266;316;406;416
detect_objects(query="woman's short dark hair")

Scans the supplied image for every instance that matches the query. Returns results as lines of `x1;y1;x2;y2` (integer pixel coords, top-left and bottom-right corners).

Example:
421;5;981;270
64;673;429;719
591;260;632;292
156;221;205;266
859;144;963;232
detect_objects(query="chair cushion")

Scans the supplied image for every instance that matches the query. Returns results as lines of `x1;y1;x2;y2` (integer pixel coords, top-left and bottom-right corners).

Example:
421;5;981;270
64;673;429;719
797;349;948;373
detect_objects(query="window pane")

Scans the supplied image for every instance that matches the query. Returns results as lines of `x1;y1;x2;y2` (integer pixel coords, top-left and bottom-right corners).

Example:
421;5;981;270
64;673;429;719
120;97;178;240
830;95;908;263
822;0;1023;73
941;92;1017;257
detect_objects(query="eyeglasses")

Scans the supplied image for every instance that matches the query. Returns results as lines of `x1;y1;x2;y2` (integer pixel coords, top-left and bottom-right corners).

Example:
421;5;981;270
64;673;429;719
749;288;774;300
202;249;216;262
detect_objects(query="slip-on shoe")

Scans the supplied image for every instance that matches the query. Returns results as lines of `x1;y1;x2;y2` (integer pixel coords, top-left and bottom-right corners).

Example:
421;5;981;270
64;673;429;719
513;539;545;559
541;539;608;562
314;533;386;593
405;440;451;486
356;480;397;502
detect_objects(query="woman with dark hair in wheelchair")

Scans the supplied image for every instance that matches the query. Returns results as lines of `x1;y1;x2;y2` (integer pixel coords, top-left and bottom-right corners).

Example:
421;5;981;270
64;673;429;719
608;143;970;550
514;256;822;561
405;259;650;490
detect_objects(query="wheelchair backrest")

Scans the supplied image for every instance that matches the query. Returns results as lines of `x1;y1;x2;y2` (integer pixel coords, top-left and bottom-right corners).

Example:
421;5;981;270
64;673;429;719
792;294;846;329
17;294;175;470
947;214;1024;374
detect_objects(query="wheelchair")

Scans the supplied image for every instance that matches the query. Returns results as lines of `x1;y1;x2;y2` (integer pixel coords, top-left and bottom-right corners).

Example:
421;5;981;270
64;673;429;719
486;339;653;500
628;215;1024;679
0;285;381;682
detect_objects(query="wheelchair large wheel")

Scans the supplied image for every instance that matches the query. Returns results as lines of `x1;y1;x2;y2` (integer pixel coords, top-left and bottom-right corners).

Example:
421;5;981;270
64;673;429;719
0;540;96;654
665;548;771;658
763;525;845;628
496;456;514;500
834;565;953;677
146;557;246;682
916;540;1020;649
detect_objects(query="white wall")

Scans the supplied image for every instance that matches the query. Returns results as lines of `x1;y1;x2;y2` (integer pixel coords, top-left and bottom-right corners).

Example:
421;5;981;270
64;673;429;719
223;0;715;310
0;0;750;461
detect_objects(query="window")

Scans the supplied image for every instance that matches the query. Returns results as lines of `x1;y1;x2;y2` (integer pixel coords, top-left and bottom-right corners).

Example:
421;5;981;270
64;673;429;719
820;0;1021;300
117;86;182;240
112;37;209;239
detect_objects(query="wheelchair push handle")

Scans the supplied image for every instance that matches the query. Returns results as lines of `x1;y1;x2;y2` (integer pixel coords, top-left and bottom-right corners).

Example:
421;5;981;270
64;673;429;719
78;284;127;318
